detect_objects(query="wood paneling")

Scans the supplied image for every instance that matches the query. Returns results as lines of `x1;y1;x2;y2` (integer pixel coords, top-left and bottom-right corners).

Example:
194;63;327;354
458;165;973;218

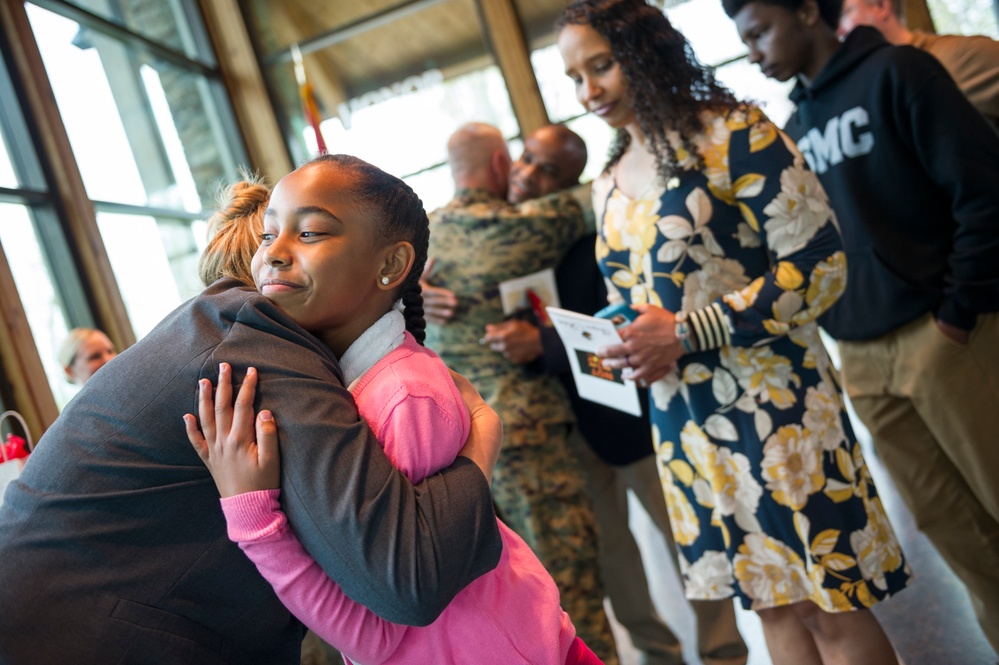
242;0;565;129
477;0;548;135
198;0;293;182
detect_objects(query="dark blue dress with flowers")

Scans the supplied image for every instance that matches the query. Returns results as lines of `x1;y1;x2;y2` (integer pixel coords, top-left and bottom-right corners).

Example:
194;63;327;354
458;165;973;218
592;107;911;610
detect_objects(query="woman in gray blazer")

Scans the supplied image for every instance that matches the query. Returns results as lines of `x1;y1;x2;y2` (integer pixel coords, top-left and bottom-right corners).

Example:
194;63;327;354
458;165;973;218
0;170;503;664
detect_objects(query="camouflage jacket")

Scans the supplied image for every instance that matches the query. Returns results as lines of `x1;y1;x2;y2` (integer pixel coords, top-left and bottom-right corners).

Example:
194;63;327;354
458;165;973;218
425;188;590;445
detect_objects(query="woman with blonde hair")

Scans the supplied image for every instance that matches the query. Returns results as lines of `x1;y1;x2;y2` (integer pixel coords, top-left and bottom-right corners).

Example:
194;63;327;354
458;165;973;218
58;327;117;386
199;176;270;287
0;162;504;662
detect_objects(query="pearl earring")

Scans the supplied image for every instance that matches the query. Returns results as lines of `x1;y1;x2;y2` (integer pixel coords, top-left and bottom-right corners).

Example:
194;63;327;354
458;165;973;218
380;276;390;285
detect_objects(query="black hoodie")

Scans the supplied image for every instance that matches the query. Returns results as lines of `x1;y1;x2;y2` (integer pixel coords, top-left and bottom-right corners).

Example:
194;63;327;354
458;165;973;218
784;27;999;340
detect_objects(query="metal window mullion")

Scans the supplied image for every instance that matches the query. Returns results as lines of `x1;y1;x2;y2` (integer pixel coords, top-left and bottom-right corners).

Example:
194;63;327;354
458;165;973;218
0;46;46;191
176;0;249;173
198;76;250;176
92;199;204;221
0;186;48;205
27;204;97;330
28;0;217;77
173;0;220;66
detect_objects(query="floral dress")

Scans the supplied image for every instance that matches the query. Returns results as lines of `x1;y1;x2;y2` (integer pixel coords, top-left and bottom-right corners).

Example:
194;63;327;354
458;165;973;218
593;106;911;611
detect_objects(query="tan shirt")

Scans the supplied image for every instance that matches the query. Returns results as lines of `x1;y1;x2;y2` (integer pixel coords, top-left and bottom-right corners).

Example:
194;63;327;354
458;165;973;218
911;31;999;127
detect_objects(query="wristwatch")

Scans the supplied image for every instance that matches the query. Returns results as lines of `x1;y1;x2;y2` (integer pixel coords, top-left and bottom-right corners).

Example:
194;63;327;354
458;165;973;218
674;311;699;354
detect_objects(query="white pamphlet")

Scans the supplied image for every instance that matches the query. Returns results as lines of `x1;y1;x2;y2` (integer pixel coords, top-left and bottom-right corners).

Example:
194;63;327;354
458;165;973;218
545;306;642;416
499;268;560;317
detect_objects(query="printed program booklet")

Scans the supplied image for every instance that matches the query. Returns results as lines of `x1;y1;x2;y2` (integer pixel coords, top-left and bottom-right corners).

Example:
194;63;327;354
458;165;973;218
545;306;642;416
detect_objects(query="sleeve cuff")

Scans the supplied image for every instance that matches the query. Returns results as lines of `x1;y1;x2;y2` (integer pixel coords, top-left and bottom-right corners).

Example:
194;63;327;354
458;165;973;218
681;302;733;352
220;488;286;542
936;299;978;332
539;326;570;375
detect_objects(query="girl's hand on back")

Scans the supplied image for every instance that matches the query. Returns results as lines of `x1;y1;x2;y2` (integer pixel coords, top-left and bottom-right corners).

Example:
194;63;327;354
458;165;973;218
184;363;281;497
450;369;502;485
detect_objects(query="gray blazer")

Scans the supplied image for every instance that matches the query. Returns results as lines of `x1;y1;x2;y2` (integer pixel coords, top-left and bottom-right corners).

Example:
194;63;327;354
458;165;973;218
0;280;501;664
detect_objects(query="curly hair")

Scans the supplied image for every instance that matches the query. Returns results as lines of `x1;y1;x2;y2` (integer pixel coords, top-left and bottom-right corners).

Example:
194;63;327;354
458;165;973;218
307;154;430;345
199;173;270;287
557;0;740;183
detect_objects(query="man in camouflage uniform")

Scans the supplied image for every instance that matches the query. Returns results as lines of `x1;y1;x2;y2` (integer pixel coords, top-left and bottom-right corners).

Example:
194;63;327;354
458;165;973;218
423;122;619;664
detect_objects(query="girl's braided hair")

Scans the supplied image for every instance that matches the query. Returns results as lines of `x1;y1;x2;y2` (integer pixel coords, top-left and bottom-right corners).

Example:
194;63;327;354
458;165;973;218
307;154;429;344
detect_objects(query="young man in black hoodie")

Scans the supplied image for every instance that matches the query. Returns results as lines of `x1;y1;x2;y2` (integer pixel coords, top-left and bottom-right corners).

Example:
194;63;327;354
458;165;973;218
722;0;999;651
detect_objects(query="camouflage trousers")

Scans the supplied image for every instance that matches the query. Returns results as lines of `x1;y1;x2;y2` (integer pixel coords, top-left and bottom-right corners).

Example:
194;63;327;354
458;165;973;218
491;423;619;665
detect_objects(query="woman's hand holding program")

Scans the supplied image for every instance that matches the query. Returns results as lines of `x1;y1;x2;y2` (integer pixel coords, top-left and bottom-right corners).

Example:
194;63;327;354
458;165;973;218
597;303;683;385
184;362;281;498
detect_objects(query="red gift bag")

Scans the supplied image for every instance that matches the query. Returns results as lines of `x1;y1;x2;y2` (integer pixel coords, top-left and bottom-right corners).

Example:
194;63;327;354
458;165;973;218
1;410;33;505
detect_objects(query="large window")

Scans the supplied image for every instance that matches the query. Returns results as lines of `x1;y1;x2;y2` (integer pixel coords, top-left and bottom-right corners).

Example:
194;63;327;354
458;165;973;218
927;0;999;36
33;0;212;58
240;0;521;212
0;204;76;408
668;0;795;125
0;45;76;408
311;65;520;212
26;0;246;338
0;0;247;420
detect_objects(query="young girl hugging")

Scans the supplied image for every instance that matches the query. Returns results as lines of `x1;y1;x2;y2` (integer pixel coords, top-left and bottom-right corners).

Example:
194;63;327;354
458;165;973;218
185;154;602;665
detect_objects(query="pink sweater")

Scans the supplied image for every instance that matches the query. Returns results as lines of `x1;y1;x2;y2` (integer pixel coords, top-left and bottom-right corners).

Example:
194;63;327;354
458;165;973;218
221;333;575;664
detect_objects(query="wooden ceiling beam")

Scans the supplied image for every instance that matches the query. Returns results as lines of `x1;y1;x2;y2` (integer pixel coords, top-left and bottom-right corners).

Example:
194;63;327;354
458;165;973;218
265;0;450;65
198;0;293;182
476;0;548;136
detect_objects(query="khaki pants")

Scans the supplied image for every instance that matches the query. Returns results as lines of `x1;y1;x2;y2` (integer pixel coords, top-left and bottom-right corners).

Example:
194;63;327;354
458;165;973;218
839;312;999;651
578;443;748;665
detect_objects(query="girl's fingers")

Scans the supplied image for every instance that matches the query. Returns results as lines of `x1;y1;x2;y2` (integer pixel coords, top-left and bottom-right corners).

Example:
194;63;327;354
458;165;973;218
255;411;282;488
214;363;234;438
197;378;218;448
230;367;258;446
449;369;486;414
183;414;209;463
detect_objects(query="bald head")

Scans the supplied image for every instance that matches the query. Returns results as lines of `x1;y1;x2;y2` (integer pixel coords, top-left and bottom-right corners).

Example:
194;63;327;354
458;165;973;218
838;0;911;42
446;122;512;198
508;124;588;204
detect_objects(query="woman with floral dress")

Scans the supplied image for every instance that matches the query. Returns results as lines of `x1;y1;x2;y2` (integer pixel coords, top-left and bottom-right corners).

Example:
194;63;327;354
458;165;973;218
556;1;910;663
